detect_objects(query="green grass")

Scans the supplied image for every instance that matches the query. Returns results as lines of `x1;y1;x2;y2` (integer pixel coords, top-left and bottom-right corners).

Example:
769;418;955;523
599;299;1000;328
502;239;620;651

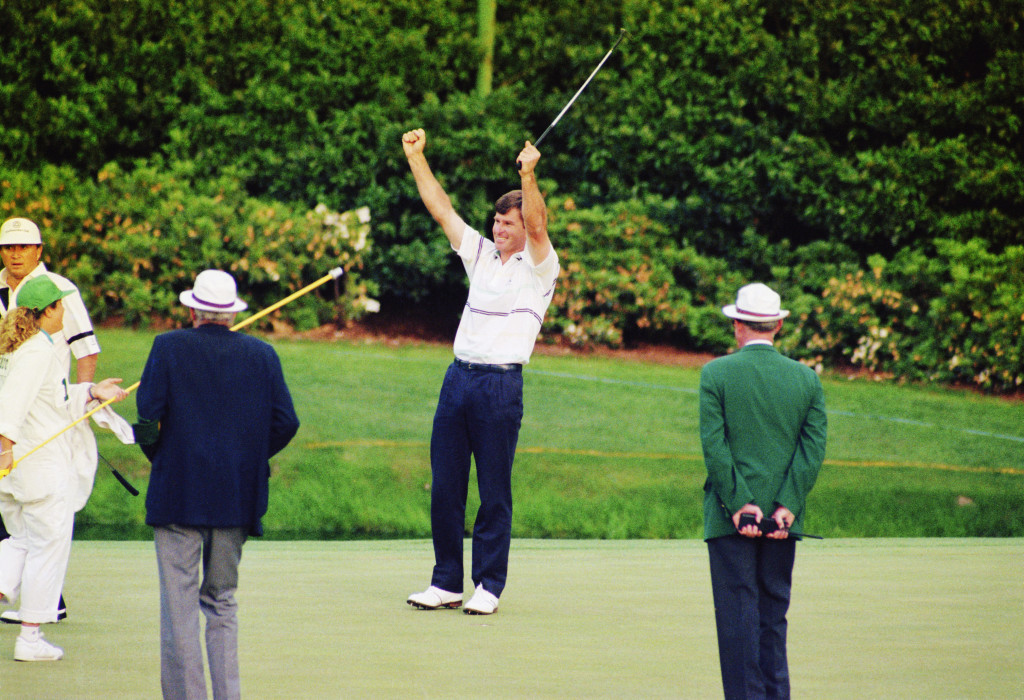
79;329;1024;539
0;539;1021;698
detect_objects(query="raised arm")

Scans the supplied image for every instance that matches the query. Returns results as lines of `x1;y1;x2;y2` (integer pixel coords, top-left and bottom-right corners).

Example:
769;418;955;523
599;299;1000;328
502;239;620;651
516;141;552;264
402;129;467;249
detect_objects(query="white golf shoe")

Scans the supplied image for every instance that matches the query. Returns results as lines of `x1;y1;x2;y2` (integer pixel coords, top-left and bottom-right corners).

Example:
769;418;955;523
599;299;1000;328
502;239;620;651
463;584;499;615
15;633;64;661
407;585;462;610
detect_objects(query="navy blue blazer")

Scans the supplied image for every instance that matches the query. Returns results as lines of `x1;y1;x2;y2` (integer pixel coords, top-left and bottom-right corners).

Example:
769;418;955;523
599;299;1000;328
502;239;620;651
136;324;299;536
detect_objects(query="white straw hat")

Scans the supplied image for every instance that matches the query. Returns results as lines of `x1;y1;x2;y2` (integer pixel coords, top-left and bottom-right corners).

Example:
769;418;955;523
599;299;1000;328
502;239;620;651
179;269;248;313
722;283;790;322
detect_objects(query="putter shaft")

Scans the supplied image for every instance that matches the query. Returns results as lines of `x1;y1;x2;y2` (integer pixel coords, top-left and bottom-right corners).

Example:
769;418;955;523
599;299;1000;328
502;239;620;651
520;29;630;169
2;267;345;478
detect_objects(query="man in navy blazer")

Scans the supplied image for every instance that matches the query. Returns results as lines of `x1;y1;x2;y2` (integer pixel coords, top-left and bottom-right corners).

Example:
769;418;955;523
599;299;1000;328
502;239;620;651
135;269;298;700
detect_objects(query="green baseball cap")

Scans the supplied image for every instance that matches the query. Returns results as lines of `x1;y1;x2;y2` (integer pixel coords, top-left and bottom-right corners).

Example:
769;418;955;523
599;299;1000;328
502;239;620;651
16;276;74;311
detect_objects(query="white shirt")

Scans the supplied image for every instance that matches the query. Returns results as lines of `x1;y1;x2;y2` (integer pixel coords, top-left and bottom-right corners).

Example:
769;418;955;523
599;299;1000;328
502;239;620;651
1;262;101;367
452;226;560;365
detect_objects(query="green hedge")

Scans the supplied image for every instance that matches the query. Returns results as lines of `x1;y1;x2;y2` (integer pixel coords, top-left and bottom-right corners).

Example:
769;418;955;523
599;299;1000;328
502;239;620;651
545;197;1023;392
785;239;1024;392
3;1;1019;263
0;162;377;329
1;0;1021;392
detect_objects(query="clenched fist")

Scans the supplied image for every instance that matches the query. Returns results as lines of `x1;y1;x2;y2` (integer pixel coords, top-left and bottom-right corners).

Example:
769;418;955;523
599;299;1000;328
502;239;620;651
402;128;426;158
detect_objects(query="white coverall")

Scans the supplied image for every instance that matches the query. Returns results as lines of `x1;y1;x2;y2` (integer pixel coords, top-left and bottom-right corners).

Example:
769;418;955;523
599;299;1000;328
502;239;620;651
0;329;93;623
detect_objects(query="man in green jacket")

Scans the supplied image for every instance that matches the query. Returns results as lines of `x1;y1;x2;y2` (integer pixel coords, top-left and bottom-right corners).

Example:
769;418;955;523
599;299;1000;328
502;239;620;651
699;282;827;700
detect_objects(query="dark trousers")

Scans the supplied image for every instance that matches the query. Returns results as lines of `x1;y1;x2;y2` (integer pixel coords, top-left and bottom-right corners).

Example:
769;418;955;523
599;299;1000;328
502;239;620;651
429;361;523;598
707;535;797;700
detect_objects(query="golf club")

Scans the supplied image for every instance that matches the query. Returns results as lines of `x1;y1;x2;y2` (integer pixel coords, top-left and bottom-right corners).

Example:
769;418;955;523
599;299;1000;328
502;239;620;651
1;266;345;479
99;451;140;496
518;28;628;169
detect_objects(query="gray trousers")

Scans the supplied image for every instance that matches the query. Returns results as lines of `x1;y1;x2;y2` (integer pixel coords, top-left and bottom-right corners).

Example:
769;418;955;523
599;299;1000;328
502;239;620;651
155;525;247;700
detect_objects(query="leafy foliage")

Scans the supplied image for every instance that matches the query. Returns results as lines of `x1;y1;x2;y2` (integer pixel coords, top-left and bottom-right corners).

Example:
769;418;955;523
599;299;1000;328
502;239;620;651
783;240;1024;392
0;0;1020;391
0;163;376;329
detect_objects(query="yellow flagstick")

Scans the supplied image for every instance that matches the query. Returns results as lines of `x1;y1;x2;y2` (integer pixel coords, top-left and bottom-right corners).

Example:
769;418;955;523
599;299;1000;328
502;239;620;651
1;267;343;478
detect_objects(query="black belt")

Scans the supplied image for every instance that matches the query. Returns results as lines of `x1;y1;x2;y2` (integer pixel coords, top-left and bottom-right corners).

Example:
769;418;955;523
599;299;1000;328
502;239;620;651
454;357;522;373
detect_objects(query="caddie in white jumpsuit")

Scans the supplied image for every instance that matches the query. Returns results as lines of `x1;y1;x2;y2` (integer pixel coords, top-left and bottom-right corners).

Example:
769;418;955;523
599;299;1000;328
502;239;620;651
0;275;128;661
0;216;104;622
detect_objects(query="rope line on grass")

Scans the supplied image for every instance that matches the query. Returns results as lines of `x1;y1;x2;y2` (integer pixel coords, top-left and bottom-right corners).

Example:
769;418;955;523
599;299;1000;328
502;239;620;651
305;439;1024;476
320;356;1024;445
527;370;1024;444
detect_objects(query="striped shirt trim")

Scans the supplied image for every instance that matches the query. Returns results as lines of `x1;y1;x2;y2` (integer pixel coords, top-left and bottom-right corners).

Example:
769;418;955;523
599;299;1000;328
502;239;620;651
464;303;544;326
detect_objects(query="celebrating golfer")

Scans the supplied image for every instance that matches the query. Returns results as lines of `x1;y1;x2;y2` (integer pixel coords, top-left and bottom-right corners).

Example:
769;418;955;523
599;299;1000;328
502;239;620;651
0;275;128;661
134;269;299;699
402;129;559;615
699;282;828;699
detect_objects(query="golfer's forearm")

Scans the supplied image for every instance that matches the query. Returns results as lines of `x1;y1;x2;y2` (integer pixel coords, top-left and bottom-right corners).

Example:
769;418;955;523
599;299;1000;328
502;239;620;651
407;155;465;248
520;171;547;236
407;155;454;223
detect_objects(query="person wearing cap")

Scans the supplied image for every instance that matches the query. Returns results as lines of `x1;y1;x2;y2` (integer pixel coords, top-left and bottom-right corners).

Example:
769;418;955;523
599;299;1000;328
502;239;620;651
0;275;128;661
134;269;299;700
0;216;103;623
0;217;101;383
401;129;559;615
699;282;827;700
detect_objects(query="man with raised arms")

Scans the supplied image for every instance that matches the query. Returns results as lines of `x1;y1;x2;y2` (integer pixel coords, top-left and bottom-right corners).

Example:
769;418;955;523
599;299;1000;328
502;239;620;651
402;129;560;615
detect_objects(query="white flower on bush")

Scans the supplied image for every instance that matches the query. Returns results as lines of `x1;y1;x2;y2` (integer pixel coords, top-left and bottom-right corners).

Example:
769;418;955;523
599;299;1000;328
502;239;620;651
309;203;371;250
564;322;588;346
357;297;381;314
851;326;885;368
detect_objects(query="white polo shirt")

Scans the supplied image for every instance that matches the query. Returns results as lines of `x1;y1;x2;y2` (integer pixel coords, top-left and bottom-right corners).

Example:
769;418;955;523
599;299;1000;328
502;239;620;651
0;262;101;367
452;226;560;365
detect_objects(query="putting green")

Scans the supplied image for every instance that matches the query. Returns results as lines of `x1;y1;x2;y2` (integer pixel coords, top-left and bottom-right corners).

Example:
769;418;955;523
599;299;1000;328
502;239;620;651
0;539;1020;698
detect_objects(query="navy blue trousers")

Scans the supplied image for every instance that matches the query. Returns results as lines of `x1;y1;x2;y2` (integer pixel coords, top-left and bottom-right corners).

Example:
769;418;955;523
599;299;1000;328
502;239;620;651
429;361;523;598
707;535;797;700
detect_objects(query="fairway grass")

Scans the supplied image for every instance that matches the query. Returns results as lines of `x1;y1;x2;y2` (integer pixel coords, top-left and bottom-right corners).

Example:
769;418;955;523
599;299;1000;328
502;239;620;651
81;331;1024;539
0;539;1020;699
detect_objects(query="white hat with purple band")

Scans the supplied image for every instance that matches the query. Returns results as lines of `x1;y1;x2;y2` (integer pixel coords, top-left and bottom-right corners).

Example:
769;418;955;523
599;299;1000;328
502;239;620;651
179;269;248;313
722;283;790;322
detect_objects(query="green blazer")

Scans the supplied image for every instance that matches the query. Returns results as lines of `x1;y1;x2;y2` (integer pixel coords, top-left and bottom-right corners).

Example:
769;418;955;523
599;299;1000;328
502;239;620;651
699;343;827;540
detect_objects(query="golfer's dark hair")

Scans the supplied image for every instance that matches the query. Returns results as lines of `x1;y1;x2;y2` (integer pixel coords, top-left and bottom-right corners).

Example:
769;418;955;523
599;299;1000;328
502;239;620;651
740;319;781;333
494;190;523;215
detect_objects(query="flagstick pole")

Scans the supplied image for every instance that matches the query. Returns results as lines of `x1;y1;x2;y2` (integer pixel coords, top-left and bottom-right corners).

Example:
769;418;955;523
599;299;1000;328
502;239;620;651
0;267;343;478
